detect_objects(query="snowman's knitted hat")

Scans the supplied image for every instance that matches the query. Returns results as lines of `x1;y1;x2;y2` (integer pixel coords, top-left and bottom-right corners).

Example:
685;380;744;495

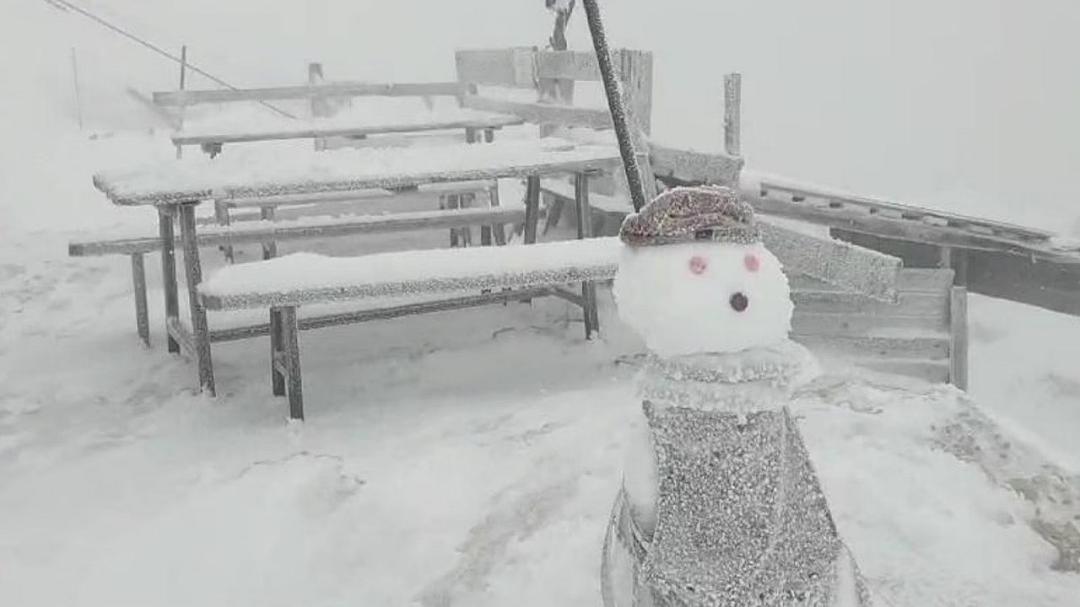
619;186;760;247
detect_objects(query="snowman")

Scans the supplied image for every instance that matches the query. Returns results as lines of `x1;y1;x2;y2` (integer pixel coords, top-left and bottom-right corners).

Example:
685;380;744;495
601;186;872;607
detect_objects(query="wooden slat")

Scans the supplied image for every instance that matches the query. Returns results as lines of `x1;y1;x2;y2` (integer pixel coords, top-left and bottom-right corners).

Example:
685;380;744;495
791;311;947;336
69;207;526;256
455;48;537;88
791;289;947;317
761;221;902;302
165;316;195;355
793;334;950;360
855;360;951;383
649;144;744;187
949;286;969;390
461;95;612;129
788;268;955;294
535;51;606;81
153;82;466;107
171;114;523;146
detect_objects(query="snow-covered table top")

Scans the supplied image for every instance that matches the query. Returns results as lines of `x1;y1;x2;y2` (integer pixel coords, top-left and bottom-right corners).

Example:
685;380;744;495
172;108;524;146
92;138;621;206
199;237;623;310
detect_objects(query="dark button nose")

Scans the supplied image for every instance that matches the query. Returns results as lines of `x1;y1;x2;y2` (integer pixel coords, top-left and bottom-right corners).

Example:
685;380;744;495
730;292;749;312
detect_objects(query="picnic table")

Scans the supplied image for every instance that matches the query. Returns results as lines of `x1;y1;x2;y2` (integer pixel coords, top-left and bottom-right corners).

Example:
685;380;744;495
92;138;623;396
172;108;525;156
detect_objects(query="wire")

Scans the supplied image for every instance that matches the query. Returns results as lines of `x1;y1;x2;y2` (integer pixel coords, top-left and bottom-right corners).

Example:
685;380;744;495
44;0;295;119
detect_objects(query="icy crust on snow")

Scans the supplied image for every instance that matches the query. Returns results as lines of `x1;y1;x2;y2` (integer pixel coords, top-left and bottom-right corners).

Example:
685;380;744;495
92;139;620;206
174;106;523;143
199;237;623;310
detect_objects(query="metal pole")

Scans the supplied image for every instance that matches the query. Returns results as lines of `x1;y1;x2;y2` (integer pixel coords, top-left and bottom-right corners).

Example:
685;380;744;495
580;0;648;212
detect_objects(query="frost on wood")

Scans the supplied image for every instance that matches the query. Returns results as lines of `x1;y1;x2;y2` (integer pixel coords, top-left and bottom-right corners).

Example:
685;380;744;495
199;237;622;310
92;139;620;205
761;219;902;303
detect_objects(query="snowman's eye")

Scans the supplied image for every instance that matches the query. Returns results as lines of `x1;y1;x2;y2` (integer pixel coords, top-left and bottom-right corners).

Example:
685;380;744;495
730;292;749;312
744;254;760;272
688;255;708;275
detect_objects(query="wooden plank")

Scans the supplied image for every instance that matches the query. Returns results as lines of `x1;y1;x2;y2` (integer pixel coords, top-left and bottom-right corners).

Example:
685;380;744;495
723;73;741;157
788;268;955;294
950;286;969;390
854;360;951;383
461;95;612;129
178;203;215;395
152;81;466;106
761;220;902;302
208;287;556;342
130;253;150;346
165;316;195;356
535;50;605;81
791;289;947;317
524;176;541;244
791;311;947;336
269;308;285;396
279;306;304;421
158;208;180;354
171;114;523;146
575;172;600;339
455;48;537;88
793;334;950;360
649;144;744;187
70;207;529;256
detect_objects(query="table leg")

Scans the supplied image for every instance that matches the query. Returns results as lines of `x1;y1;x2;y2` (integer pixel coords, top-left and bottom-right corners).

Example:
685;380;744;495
524;176;541;245
178;202;216;395
130;253;150;347
575;172;599;339
158;207;180;354
260;206;278;260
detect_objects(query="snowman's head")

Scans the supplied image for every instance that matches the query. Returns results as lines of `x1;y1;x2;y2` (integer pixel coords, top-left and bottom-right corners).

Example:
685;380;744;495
613;187;793;358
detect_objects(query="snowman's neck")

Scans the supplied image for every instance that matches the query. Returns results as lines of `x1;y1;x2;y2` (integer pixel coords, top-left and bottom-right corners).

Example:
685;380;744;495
637;340;817;414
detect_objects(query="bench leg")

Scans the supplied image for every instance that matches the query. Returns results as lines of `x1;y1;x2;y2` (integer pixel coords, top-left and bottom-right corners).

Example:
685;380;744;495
130;253;150;347
489;182;506;246
260;206;278;260
269;308;286;396
158;208;180;354
178;202;216;396
214;200;235;263
524;175;541;245
543;192;566;235
949;286;969;390
282;306;304;420
575;172;600;339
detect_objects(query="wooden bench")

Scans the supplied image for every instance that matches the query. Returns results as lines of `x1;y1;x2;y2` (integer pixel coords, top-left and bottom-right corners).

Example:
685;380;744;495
69;184;514;346
197;237;617;419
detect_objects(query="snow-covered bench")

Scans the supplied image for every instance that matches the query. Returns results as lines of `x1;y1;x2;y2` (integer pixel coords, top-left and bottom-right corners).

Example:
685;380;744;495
69;186;515;346
198;238;619;419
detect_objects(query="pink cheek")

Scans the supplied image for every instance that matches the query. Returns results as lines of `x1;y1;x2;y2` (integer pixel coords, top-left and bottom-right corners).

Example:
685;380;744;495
744;254;760;273
689;256;708;275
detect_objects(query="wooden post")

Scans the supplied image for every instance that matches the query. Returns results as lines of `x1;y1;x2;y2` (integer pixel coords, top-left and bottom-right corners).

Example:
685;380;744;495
539;3;577;137
280;306;304;420
309;62;330;151
949;286;969;390
724;73;742;157
269;308;285;396
130;253;150;347
178;202;215;395
176;45;188;159
575;172;600;338
214;200;234;263
158;207;180;353
70;47;83;130
524;176;542;244
490;183;506;246
259;206;278;259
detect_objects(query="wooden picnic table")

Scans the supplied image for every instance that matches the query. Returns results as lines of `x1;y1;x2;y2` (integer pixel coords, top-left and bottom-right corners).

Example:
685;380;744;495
92;138;622;395
172;109;525;156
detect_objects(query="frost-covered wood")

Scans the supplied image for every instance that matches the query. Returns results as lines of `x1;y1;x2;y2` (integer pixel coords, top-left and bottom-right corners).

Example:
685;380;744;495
760;221;903;302
70;207;527;256
460;96;612;130
93;139;620;206
949;286;969;390
649;144;744;188
199;237;622;311
172;111;523;147
152;82;466;107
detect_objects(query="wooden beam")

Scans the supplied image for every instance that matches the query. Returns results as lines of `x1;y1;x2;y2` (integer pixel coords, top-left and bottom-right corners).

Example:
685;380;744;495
461;95;612;129
152;81;466;107
130;253;150;347
454;48;537;88
649;144;744;187
949;286;970;390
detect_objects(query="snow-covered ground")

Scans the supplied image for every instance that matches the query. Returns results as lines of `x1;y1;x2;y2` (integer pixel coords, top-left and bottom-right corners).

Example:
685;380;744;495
3;1;1080;606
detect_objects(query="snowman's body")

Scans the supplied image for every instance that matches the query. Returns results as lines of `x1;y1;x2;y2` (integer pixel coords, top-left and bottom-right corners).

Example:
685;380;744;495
601;188;871;606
